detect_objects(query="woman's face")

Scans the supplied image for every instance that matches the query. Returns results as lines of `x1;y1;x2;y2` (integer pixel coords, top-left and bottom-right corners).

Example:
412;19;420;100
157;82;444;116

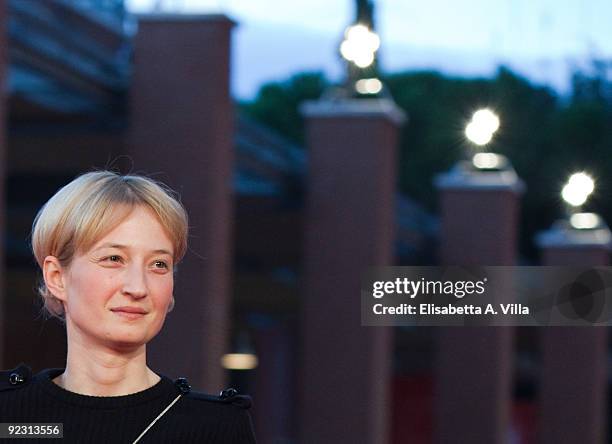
61;205;175;350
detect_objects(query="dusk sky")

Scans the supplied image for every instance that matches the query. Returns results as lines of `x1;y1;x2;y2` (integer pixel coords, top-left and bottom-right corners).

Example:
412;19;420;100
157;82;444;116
127;0;612;99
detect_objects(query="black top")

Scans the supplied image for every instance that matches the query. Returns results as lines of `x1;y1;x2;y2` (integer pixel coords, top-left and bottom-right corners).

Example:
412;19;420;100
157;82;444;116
0;364;257;443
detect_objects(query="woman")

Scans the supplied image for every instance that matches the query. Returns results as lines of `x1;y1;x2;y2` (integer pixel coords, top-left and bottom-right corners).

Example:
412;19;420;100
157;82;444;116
0;171;257;443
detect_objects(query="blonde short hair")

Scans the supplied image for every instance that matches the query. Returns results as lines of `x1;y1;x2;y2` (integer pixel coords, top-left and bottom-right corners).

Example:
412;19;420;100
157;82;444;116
31;170;189;319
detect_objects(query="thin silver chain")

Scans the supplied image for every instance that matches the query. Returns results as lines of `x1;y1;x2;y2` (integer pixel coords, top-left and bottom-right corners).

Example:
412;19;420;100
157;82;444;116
131;393;183;444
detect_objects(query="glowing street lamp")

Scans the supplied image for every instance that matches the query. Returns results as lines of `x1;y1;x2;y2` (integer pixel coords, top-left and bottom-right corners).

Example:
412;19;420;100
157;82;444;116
557;172;604;230
567;172;594;195
340;24;380;69
561;172;595;209
221;330;258;371
465;108;500;147
536;170;606;248
221;353;258;371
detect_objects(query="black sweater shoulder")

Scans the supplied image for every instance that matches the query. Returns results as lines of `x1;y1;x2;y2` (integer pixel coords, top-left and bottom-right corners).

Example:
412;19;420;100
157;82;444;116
181;379;253;410
0;365;257;444
169;376;256;435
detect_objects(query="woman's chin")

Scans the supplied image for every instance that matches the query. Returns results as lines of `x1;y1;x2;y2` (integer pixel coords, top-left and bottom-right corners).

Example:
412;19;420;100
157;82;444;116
107;338;148;352
103;331;152;351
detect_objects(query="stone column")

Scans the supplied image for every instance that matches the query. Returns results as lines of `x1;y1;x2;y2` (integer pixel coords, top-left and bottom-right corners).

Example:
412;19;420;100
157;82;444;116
299;99;405;444
127;14;235;391
536;221;610;444
433;163;524;444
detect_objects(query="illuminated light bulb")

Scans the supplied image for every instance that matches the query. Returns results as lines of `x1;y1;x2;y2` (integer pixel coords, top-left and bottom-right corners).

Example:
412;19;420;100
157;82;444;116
346;24;380;52
221;353;259;370
561;183;589;207
340;24;380;69
561;172;595;207
465;120;493;146
353;52;375;68
355;78;383;94
472;109;500;134
346;24;368;39
465;108;500;146
340;40;354;61
569;212;601;230
568;172;594;196
472;152;504;169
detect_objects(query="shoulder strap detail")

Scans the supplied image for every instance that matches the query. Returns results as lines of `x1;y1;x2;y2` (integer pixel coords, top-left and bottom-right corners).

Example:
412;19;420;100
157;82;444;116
218;387;252;409
178;380;253;409
0;363;32;392
224;393;252;409
174;377;191;394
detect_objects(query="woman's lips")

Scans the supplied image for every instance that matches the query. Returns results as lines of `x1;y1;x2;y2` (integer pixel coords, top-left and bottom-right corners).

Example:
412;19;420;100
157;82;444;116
110;307;148;320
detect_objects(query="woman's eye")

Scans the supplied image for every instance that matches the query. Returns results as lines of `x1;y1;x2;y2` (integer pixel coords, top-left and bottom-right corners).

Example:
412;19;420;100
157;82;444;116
154;260;169;269
106;255;122;263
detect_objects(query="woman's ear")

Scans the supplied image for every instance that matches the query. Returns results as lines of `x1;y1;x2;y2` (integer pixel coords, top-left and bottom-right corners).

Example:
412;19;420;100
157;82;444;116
43;256;68;303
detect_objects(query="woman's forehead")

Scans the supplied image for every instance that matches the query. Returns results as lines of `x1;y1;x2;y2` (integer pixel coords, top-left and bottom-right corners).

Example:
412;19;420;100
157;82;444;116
91;241;173;256
82;205;174;255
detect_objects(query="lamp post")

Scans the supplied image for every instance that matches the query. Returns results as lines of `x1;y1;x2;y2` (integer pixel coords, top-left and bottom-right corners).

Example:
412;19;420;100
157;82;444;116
561;172;595;218
465;108;500;147
536;170;609;249
340;24;380;70
433;107;524;444
536;171;609;444
535;169;610;263
462;108;513;173
337;0;383;97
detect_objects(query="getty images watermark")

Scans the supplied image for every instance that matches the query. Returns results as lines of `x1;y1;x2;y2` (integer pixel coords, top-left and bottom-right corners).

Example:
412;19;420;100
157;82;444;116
361;267;612;326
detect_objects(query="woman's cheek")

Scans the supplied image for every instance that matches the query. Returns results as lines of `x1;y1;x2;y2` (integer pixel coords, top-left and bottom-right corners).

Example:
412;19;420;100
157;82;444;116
160;275;174;296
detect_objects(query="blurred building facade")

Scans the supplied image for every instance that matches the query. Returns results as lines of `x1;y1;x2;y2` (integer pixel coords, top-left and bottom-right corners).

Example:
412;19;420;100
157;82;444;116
3;2;606;444
1;1;438;443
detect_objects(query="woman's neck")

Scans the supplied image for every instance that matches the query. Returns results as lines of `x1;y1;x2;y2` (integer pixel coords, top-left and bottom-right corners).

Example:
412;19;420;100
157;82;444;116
54;327;160;397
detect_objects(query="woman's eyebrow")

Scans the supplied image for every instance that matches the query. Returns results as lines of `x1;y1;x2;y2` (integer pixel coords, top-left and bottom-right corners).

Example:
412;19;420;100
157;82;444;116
94;242;173;255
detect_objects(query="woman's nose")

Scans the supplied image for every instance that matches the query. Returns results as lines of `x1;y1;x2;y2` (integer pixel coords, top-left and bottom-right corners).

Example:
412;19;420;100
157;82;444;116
121;265;148;298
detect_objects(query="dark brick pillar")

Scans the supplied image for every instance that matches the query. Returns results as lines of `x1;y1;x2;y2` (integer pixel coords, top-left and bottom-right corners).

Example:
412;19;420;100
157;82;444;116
127;14;235;391
0;0;6;368
299;99;405;444
252;320;294;443
536;223;610;444
433;165;524;444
